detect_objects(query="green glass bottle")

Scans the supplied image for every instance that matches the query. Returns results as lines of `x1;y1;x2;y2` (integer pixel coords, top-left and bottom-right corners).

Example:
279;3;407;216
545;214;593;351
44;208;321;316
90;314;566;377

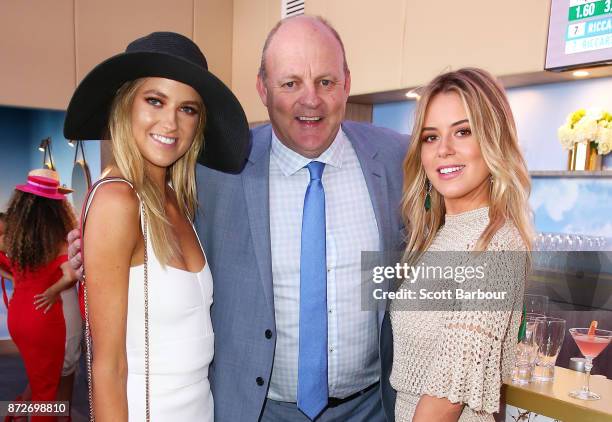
517;303;527;342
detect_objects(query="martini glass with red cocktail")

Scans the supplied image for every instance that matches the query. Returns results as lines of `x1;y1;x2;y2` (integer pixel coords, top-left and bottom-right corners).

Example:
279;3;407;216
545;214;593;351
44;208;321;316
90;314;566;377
568;321;612;400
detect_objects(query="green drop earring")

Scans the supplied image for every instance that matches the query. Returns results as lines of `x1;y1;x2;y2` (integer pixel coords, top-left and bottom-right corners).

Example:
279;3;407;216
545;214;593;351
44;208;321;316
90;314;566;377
424;180;432;211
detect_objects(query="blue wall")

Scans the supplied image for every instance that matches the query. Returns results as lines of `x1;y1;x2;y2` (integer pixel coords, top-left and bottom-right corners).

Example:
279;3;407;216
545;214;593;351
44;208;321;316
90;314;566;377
372;101;416;136
372;76;612;171
508;78;612;171
0;106;101;339
372;76;612;236
0;108;31;209
0;106;101;210
26;109;101;195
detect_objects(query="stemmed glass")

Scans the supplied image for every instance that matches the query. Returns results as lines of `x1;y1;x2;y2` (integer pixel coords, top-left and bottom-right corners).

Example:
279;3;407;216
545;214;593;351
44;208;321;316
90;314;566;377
552;234;563;250
563;234;574;250
568;328;612;400
574;235;584;251
543;233;554;251
524;294;548;315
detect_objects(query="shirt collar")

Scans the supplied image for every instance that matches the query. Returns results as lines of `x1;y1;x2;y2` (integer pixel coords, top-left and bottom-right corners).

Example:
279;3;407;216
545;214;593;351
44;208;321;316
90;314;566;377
270;128;346;176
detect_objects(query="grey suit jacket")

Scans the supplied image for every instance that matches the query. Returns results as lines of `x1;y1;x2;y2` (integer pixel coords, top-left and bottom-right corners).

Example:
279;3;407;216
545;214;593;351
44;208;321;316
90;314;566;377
196;121;408;421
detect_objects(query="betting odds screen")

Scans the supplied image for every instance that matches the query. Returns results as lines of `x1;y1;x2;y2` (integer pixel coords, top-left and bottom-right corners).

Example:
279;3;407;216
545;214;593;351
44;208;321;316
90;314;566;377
546;0;612;70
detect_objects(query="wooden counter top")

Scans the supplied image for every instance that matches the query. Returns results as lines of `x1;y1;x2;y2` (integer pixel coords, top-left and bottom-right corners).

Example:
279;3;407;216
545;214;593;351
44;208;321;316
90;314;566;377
503;366;612;422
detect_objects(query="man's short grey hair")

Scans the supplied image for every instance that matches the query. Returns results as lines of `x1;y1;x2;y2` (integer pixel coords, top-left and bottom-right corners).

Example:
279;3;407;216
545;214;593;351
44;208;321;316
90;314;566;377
257;15;350;81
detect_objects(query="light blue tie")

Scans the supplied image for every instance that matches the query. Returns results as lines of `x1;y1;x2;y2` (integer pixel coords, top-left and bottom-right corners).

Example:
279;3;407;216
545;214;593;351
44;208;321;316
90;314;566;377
297;161;328;420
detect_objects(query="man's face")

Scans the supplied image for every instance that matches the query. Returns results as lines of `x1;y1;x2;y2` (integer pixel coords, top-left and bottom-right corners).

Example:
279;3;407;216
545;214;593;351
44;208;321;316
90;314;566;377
256;19;351;158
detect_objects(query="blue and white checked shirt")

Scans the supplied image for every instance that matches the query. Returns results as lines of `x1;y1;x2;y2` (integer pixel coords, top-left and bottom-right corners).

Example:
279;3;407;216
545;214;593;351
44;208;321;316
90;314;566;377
267;129;381;402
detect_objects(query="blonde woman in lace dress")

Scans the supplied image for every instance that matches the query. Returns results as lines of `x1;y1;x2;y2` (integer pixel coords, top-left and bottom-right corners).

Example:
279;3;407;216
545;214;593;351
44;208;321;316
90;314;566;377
390;68;533;422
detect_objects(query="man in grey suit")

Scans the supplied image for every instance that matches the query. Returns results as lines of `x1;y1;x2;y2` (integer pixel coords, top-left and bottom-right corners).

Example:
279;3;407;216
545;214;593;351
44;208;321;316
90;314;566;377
199;15;407;421
68;14;407;422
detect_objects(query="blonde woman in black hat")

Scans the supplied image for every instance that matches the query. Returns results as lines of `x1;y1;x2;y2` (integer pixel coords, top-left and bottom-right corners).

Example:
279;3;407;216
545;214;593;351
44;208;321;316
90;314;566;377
64;32;249;421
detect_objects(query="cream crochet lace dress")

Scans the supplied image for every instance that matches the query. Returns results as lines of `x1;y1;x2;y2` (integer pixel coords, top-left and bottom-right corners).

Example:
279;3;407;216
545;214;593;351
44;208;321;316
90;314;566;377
390;207;526;422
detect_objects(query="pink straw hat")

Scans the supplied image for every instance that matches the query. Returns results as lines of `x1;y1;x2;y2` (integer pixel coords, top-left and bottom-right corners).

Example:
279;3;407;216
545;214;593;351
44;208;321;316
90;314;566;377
28;168;74;194
15;169;68;200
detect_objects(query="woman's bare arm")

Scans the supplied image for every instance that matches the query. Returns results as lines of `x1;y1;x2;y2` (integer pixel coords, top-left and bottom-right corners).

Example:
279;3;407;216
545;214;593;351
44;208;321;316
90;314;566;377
84;182;140;421
413;394;464;422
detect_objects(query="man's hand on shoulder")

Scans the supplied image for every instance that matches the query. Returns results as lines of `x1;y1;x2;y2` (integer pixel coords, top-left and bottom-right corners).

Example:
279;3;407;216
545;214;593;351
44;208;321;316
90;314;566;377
67;228;83;280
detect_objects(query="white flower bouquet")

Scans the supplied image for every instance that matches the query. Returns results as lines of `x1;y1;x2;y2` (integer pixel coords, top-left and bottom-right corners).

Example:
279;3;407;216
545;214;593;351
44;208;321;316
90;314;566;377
558;108;612;155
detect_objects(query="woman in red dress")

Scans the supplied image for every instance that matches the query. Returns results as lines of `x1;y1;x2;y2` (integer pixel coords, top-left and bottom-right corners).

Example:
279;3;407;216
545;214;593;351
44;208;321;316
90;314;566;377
0;169;77;421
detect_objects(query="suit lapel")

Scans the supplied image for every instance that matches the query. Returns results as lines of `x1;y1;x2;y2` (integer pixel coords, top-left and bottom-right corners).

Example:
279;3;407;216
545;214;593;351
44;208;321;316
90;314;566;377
343;122;392;329
242;126;275;312
343;122;392;253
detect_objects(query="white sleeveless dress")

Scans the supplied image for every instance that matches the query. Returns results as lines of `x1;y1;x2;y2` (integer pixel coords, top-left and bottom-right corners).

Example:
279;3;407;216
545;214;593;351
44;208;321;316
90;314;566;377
85;179;214;421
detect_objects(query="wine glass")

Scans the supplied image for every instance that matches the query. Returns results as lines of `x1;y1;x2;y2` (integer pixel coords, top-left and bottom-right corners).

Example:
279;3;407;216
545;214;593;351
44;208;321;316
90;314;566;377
552;234;563;250
568;328;612;400
563;234;574;250
575;235;584;251
513;319;543;384
597;236;607;250
532;317;566;382
543;233;554;251
586;237;596;251
524;294;548;316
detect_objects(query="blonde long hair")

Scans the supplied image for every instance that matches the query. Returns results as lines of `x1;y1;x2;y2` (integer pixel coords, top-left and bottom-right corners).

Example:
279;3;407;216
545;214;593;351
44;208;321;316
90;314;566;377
401;68;533;256
108;78;206;265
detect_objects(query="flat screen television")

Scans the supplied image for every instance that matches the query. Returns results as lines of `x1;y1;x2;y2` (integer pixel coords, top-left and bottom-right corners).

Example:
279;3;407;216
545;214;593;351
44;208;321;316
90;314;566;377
546;0;612;71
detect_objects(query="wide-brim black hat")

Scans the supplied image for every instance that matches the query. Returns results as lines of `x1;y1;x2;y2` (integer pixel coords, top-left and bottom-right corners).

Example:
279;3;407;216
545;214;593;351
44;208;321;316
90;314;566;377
64;31;250;173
